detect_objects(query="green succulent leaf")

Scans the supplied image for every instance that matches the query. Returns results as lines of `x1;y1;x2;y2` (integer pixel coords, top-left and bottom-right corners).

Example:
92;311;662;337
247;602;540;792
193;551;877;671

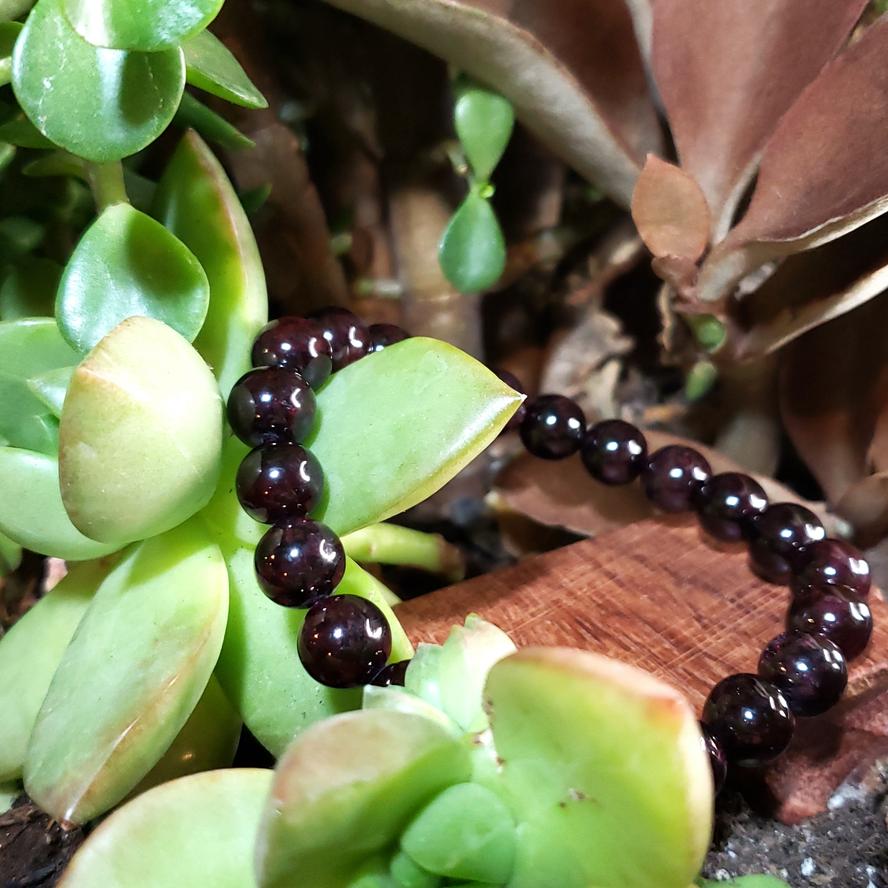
183;28;267;109
0;20;20;81
390;851;440;888
438;191;506;294
0;529;21;574
174;91;254;151
59;316;223;545
0;781;20;813
0;113;55;149
0;0;33;22
59;769;271;887
13;0;185;162
256;710;472;888
24;521;229;823
454;76;515;182
0;257;61;320
62;0;223;52
27;365;73;416
57;203;210;354
155;130;268;396
0;559;115;781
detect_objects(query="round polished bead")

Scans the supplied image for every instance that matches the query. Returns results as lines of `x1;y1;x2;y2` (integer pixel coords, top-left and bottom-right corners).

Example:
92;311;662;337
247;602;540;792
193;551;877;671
298;594;392;688
254;518;345;608
642;445;711;512
787;593;873;661
700;723;727;794
227;367;316;447
748;503;826;585
581;419;648;485
757;631;847;717
701;673;795;766
520;394;586;460
368;323;409;353
236;443;324;524
370;659;410;687
309;307;370;370
790;538;871;600
695;472;768;543
494;368;527;433
251;316;333;389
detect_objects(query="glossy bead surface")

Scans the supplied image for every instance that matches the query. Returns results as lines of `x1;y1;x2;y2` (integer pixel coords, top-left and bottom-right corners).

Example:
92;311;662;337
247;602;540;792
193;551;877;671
494;368;526;433
227;367;316;447
790;538;871;600
368;323;409;353
701;673;795;766
788;593;873;661
757;631;847;716
520;394;585;460
748;503;825;585
642;445;711;512
236;443;324;524
581;419;647;485
309;307;370;370
298;594;392;688
370;659;410;687
251;316;333;389
695;472;768;543
700;723;727;794
254;518;345;608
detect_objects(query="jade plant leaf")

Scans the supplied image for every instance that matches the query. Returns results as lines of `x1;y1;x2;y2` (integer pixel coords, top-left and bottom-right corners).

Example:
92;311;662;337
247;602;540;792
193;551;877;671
59;316;223;545
454;76;515;182
0;558;115;781
173;92;255;152
438;192;506;294
24;521;229;823
63;0;222;52
0;0;33;22
56;203;210;353
183;29;267;109
0;530;21;574
255;710;472;888
0;257;61;320
0;447;120;559
0;781;19;813
484;648;712;888
155;130;268;396
27;365;73;417
59;769;271;888
12;0;185;162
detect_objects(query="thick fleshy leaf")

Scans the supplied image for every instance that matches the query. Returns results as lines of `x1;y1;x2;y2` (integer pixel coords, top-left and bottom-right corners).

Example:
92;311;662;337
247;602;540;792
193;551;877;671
27;365;73;417
325;0;660;207
698;16;888;303
255;710;472;888
59;316;223;545
174;92;254;151
0;447;120;559
183;29;267;109
63;0;222;51
485;648;712;888
0;257;61;320
0;113;55;149
57;204;210;354
0;0;33;22
12;0;185;162
0;529;20;574
59;769;271;888
439;191;506;294
24;522;229;823
154;130;268;396
0;559;114;781
0;781;19;813
454;76;514;182
652;0;866;230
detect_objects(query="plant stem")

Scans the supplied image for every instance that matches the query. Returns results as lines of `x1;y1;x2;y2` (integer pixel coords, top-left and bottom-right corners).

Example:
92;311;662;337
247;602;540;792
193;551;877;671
87;161;128;212
342;524;466;584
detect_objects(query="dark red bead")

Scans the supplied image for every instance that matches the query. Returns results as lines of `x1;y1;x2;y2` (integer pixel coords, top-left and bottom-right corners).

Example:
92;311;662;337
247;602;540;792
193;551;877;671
758;631;847;717
581;419;647;485
747;503;825;585
700;723;727;794
227;367;316;447
298;594;392;688
251;317;332;389
520;394;585;460
236;443;324;524
254;518;345;608
368;323;409;353
695;472;768;543
787;593;872;661
642;445;711;512
370;659;410;687
701;673;794;766
790;538;871;601
309;307;370;370
494;369;527;433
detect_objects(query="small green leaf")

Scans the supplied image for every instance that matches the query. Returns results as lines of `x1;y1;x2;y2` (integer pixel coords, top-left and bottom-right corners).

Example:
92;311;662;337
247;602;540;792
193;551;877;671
22;151;87;181
0;529;21;574
454;76;514;181
57;203;210;353
60;769;272;887
13;0;185;162
0;19;20;54
27;365;73;416
24;522;229;823
0;781;20;813
0;0;33;22
174;91;254;151
0;447;120;559
0;258;61;320
0;558;114;781
0;113;54;148
183;29;267;109
438;192;506;294
63;0;223;52
154;131;268;396
59;316;223;545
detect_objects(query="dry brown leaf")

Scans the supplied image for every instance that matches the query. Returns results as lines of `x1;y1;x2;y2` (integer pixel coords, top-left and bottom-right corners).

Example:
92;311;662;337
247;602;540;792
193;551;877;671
652;0;865;235
324;0;661;206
